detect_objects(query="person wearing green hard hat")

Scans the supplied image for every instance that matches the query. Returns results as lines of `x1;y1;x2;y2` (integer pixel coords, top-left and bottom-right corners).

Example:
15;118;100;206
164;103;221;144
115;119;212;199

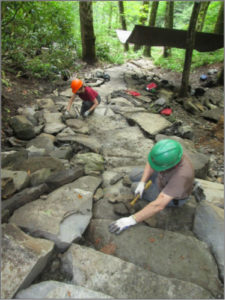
109;139;194;235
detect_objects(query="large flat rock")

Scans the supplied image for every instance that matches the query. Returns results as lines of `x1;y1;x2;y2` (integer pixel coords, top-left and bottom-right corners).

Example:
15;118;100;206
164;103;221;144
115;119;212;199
194;201;224;282
196;178;224;208
85;219;222;297
125;112;172;135
15;280;112;298
1;223;54;299
9;176;101;251
61;243;212;299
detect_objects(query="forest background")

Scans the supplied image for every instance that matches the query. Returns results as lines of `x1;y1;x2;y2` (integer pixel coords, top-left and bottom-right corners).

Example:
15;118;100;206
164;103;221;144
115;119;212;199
1;0;224;85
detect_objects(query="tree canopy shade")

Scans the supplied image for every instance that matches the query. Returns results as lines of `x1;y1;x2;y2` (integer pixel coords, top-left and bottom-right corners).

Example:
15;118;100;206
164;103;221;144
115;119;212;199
1;1;224;80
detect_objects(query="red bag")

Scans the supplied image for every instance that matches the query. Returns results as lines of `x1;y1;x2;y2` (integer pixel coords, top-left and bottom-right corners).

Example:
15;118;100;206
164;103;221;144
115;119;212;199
146;82;157;90
126;90;141;96
160;108;172;116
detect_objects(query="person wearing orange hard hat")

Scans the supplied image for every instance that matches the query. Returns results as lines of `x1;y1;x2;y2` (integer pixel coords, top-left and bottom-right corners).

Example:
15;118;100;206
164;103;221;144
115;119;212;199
66;79;101;117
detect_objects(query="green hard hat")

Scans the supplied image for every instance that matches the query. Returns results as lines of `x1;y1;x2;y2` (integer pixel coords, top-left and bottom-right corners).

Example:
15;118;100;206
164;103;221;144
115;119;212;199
148;139;183;171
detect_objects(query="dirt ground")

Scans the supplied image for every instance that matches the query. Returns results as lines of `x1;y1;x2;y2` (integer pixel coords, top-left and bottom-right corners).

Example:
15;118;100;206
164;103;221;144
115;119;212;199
1;61;224;159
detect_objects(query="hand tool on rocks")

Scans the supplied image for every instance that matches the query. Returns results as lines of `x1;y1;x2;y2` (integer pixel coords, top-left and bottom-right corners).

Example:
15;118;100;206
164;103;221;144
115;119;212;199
130;180;152;206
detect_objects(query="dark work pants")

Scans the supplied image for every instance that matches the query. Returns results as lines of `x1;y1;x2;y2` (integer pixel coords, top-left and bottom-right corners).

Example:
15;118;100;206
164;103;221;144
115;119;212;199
80;95;101;116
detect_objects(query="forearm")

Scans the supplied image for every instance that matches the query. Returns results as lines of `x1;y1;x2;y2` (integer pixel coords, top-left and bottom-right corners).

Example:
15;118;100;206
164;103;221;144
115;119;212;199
67;95;75;111
89;99;98;112
133;192;173;223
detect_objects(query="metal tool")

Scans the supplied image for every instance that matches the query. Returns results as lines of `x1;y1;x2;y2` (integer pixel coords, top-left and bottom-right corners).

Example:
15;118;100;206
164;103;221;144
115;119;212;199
130;180;152;206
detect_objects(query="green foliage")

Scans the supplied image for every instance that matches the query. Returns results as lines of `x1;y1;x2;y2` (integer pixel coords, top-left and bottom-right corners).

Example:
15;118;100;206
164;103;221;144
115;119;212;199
203;1;222;32
1;71;12;87
1;0;223;79
2;1;79;79
152;47;224;72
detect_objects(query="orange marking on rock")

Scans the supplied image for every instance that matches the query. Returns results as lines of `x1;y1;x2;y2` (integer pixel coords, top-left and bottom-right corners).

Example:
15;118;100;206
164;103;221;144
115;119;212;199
100;243;117;255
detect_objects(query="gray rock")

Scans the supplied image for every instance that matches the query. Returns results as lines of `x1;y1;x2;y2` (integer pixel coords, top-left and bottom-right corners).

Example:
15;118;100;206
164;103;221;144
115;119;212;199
15;281;112;299
110;173;123;185
27;145;47;157
46;167;84;191
72;152;105;175
57;132;102;153
195;179;224;208
9;115;36;140
61;243;212;299
178;125;194;139
5;156;64;174
93;198;118;220
116;110;172;136
66;119;89;134
60;88;72;97
102;170;122;187
93;188;104;202
1;169;30;197
50;145;73;160
202;108;223;122
43;112;66;134
26;133;56;154
86;219;222;297
10;176;101;252
36;98;55;109
1;184;50;223
193;202;224;281
30;168;52;186
154;97;167;106
144;196;197;234
1;223;54;299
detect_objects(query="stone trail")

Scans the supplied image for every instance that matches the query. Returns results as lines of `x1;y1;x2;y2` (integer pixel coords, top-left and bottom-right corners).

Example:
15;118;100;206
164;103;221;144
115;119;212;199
1;59;224;299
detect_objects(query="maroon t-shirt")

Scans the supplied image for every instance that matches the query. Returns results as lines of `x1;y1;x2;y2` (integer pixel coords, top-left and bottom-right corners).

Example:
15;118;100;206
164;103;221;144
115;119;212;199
78;86;98;102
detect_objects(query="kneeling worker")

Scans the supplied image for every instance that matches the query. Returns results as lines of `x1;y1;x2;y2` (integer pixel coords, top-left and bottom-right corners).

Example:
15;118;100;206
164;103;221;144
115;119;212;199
66;79;101;117
109;139;195;234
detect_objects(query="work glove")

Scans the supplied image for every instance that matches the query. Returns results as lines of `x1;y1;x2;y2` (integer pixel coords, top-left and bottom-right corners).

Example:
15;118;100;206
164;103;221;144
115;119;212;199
109;215;137;235
135;181;145;198
64;111;70;116
84;110;90;117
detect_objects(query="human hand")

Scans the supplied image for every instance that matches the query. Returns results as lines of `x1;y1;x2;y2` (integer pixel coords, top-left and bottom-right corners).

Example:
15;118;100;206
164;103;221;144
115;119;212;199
108;216;137;234
135;181;145;198
84;110;90;117
64;111;70;116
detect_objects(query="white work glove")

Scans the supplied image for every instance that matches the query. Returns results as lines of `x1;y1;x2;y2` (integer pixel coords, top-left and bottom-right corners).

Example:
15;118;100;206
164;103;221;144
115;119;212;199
135;181;145;198
64;111;70;116
84;110;90;117
109;216;137;235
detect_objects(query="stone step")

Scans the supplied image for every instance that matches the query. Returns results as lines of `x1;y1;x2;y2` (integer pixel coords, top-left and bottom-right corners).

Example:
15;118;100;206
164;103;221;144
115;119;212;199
61;243;212;299
15;280;112;299
1;223;54;299
85;219;222;297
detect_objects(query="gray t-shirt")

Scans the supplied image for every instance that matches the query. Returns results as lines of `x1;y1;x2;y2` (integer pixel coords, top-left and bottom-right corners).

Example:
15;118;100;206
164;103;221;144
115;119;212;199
157;153;194;199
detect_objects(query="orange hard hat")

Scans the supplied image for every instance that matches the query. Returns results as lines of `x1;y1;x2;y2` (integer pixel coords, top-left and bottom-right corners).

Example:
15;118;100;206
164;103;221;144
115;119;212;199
71;79;83;93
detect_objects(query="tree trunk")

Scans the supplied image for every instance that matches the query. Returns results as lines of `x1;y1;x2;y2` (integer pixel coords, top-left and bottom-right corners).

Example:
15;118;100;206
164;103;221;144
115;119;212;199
108;2;113;33
143;1;159;57
214;1;224;34
196;1;210;32
118;1;129;51
79;1;96;64
134;1;149;51
163;1;174;57
179;2;201;97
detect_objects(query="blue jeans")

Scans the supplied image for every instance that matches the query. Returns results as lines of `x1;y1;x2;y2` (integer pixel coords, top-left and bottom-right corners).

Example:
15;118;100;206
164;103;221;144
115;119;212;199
129;167;189;207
